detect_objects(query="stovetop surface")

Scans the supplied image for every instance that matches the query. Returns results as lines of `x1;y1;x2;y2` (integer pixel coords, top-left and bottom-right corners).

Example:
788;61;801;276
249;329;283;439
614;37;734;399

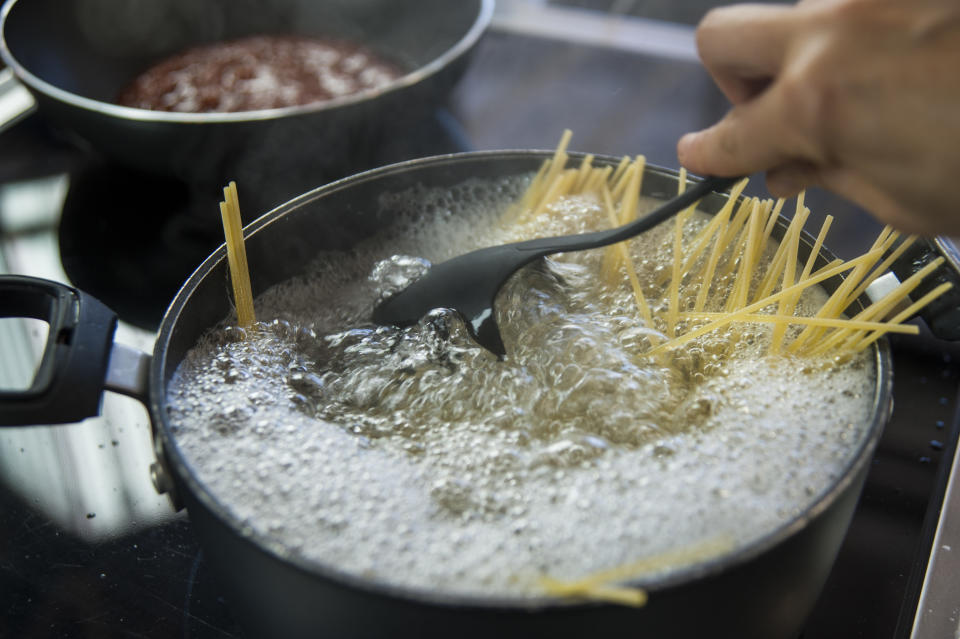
2;7;959;638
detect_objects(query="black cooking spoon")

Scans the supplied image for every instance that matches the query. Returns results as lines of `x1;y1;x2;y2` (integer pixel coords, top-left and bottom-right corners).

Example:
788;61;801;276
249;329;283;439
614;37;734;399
372;175;742;356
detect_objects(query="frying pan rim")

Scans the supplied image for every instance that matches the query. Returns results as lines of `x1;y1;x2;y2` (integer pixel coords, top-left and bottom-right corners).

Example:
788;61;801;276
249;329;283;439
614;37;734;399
0;0;494;124
150;149;893;610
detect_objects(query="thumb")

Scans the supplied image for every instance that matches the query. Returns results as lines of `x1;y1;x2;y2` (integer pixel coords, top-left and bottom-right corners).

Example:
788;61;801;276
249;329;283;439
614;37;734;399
677;85;807;178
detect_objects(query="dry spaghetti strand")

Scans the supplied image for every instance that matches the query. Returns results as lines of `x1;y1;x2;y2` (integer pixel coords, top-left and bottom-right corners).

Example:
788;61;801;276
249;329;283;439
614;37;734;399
603;186;655;327
540;536;733;607
647;251;884;356
220;181;256;327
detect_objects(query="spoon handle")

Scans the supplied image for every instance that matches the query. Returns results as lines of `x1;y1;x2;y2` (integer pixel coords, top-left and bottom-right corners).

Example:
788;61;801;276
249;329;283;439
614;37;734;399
514;175;742;255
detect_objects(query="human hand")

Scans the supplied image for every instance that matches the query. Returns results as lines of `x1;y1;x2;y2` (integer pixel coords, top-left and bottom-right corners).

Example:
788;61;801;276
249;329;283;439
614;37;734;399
676;0;960;236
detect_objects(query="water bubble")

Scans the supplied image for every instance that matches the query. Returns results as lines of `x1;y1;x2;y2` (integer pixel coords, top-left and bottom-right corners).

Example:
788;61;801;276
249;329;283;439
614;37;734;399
370;255;432;300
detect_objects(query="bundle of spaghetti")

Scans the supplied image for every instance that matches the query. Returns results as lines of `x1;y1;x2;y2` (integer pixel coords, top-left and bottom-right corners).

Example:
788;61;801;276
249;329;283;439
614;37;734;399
602;186;655;327
844;282;953;353
691;189;748;312
751;203;810;304
704;198;770;357
666;168;697;336
664;237;951;358
765;213;834;352
502;130;656;321
509;131;951;361
681;312;920;336
219;181;256;328
717;196;762;279
830;234;917;312
784;228;902;355
673;179;748;284
600;155;645;284
647;251;883;356
800;257;948;357
505;130;571;225
769;196;811;352
620;176;948;358
722;198;770;312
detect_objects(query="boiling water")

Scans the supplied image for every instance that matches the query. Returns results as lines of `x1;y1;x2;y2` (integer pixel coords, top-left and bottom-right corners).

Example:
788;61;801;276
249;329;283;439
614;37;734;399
167;175;877;598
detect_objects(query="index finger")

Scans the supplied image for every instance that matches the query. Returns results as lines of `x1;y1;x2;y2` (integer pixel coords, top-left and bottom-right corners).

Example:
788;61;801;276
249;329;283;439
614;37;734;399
696;3;798;104
677;79;818;177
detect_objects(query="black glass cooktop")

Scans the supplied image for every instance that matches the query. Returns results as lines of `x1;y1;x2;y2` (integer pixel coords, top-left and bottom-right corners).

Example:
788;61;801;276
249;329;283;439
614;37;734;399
2;17;959;639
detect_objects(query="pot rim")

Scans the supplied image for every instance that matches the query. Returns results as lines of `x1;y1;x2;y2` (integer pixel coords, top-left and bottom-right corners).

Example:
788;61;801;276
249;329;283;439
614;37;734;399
0;0;494;124
151;149;894;610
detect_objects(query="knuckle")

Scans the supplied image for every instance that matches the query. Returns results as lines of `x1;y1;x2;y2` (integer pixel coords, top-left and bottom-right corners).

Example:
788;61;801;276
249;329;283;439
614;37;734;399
776;61;839;163
716;117;743;160
820;0;874;24
694;6;734;53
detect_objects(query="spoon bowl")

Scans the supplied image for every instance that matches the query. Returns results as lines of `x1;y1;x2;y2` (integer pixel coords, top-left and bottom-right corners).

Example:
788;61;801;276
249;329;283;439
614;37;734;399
372;174;741;355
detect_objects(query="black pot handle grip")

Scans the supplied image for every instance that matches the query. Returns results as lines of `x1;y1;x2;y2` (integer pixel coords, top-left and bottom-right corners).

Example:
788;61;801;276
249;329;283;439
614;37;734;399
885;237;960;341
0;275;117;425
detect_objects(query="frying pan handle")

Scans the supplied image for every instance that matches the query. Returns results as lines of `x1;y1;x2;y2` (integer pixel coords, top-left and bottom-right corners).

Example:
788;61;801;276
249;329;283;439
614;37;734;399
0;275;119;425
884;237;960;340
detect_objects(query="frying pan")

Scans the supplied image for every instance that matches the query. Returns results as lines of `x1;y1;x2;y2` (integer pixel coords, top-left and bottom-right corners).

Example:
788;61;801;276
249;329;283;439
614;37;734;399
0;0;493;203
0;151;897;638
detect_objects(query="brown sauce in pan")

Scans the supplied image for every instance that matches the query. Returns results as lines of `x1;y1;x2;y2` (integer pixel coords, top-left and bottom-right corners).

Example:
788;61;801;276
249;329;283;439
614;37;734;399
115;34;405;113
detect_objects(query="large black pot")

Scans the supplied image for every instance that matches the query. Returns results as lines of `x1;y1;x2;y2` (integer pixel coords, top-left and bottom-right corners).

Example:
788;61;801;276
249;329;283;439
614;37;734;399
0;0;492;205
0;152;894;639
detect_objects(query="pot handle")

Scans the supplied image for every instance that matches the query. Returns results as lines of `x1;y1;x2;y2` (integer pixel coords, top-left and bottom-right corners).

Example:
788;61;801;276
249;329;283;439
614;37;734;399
0;68;37;134
883;236;960;341
0;275;119;425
